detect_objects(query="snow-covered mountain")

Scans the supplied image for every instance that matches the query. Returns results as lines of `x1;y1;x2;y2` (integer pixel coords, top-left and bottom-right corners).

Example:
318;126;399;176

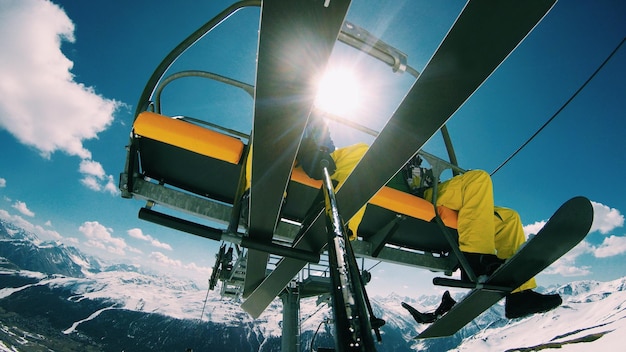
449;279;626;351
0;218;624;351
0;220;101;277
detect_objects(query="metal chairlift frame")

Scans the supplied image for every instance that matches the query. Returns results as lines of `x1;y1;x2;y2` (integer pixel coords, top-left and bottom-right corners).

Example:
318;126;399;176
119;1;470;350
120;0;462;272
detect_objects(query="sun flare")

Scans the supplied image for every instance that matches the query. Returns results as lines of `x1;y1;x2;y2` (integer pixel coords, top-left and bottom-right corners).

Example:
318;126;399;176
314;68;360;117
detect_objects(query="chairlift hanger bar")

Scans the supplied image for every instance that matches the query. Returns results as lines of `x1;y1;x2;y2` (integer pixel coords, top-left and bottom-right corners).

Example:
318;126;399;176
135;0;414;120
133;0;261;117
154;70;255;113
143;5;414;121
338;21;414;76
135;0;446;164
241;0;557;318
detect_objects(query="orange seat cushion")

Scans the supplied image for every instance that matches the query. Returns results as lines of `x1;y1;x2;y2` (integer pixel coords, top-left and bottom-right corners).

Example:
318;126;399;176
133;112;244;164
133;112;458;228
290;166;458;228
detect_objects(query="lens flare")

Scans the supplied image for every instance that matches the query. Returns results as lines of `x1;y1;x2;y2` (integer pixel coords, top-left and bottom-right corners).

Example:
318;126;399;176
314;68;360;117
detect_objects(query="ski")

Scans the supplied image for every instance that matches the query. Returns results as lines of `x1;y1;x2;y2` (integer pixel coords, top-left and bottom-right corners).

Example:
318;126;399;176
244;0;352;296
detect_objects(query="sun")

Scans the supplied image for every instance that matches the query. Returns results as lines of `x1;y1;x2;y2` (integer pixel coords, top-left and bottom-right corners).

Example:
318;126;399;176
314;67;360;117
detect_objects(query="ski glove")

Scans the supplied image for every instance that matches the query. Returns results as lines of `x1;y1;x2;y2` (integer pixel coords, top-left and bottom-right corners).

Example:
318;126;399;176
297;136;336;180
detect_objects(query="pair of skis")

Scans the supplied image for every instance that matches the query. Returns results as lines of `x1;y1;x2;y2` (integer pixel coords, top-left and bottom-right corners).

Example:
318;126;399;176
243;0;560;340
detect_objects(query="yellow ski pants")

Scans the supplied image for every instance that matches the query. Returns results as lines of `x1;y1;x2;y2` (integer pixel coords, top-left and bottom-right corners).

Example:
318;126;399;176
424;170;536;292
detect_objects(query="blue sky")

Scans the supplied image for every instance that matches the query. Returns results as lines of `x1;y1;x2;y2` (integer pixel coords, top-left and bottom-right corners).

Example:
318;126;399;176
0;0;625;298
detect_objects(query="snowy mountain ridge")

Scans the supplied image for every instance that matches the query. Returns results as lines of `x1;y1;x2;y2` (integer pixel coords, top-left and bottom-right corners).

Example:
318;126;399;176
0;218;625;351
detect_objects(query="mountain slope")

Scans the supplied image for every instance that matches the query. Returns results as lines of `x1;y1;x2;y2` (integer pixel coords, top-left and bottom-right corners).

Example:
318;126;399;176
0;218;624;351
451;279;626;351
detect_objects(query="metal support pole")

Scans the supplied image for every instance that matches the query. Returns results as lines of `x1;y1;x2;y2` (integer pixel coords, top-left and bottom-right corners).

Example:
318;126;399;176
320;164;376;352
280;284;300;352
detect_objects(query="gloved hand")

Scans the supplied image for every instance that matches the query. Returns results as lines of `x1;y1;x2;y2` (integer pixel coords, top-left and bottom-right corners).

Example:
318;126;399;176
297;137;336;180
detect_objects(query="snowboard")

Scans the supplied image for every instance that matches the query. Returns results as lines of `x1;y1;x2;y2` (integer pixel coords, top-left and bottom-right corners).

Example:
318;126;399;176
415;196;594;339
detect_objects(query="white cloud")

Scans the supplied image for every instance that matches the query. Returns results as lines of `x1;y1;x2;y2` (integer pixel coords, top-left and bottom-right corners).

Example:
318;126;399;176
542;231;626;280
102;175;119;195
11;200;35;217
0;0;119;159
78;160;119;195
65;237;79;244
0;208;62;241
543;232;626;277
523;201;625;277
523;220;546;237
590;201;624;235
183;262;212;275
0;0;121;197
593;235;626;258
0;178;6;187
543;263;592;277
150;251;183;268
80;175;101;192
149;251;211;275
565;240;594;261
524;201;623;237
127;228;173;251
79;221;137;256
128;246;143;254
79;159;106;179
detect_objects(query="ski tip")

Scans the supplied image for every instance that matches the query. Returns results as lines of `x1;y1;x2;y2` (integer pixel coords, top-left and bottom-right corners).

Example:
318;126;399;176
537;196;594;242
564;196;594;223
568;195;591;206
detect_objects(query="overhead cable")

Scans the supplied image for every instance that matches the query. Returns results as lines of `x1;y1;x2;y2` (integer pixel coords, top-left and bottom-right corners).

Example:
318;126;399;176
491;36;626;176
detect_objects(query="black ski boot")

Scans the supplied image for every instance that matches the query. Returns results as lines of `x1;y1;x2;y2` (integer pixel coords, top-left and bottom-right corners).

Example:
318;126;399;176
402;302;436;324
434;290;456;317
402;290;456;324
505;289;562;319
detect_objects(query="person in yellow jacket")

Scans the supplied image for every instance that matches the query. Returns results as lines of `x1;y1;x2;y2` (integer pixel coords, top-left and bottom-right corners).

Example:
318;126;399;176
327;148;562;319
